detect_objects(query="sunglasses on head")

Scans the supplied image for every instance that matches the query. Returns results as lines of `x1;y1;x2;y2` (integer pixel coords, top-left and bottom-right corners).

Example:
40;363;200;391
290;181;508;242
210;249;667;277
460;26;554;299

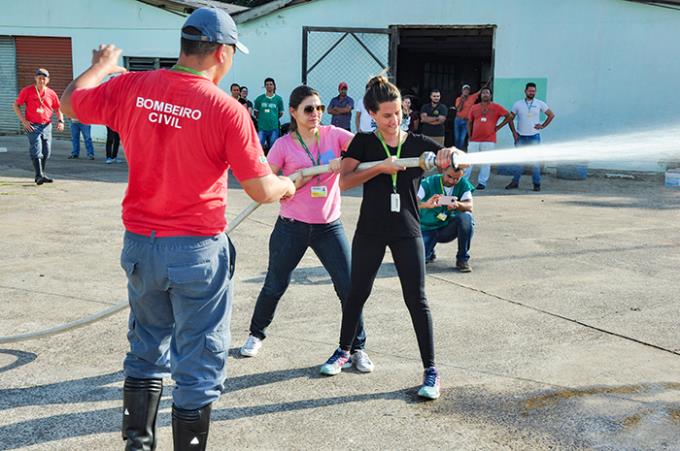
303;104;325;114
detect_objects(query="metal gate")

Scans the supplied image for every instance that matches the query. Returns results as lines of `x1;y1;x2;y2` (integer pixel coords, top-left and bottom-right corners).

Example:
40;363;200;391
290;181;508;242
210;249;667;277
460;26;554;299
302;27;395;132
0;36;19;133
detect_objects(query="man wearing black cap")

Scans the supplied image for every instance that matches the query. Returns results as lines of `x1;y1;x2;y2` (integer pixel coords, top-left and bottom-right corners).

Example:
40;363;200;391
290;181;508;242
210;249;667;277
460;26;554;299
13;68;65;185
61;7;295;451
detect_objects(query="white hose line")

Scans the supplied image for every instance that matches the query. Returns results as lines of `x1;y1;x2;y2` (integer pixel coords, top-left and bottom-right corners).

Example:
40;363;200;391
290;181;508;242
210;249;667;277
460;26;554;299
0;153;436;345
227;156;425;232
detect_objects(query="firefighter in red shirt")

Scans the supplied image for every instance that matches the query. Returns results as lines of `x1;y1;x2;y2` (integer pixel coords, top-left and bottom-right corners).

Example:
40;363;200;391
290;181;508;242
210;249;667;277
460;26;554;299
13;68;65;185
61;7;295;450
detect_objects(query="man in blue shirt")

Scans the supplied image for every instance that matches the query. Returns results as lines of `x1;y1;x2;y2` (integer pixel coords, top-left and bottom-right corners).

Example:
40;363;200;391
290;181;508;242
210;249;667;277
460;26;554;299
327;82;354;131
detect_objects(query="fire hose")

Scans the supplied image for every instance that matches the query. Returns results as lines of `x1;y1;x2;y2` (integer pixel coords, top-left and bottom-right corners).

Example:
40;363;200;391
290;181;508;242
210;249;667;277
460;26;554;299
0;151;444;345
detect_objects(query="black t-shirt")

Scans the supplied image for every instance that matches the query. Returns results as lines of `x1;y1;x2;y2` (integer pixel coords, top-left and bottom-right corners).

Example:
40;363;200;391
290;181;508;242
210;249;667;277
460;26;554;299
343;132;440;238
239;98;255;121
420;103;448;137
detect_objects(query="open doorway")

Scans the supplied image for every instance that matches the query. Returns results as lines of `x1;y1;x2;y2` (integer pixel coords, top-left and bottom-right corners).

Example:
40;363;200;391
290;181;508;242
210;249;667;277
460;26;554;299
393;26;494;146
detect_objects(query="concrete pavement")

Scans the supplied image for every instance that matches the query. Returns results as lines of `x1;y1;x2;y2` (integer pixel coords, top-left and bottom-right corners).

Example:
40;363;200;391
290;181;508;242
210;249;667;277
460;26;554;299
1;135;679;450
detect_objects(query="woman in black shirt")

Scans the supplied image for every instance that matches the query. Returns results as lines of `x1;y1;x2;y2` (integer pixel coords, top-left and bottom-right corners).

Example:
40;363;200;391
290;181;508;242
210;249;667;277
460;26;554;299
319;75;458;400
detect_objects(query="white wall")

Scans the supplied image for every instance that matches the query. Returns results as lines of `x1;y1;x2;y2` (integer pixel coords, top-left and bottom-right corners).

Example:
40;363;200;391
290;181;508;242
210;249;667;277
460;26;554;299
2;0;678;170
231;0;680;171
0;0;186;140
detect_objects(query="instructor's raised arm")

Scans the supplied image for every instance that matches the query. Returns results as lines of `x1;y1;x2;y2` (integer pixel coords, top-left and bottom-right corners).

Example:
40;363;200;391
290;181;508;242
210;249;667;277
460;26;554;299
61;44;127;118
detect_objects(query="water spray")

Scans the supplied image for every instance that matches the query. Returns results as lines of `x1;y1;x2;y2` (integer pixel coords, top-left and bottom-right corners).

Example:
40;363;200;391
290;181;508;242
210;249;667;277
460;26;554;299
451;125;680;168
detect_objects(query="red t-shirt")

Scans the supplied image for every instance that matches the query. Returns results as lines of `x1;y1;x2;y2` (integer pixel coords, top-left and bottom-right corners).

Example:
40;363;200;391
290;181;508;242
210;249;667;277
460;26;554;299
16;85;60;124
455;92;479;119
468;102;508;143
71;70;272;237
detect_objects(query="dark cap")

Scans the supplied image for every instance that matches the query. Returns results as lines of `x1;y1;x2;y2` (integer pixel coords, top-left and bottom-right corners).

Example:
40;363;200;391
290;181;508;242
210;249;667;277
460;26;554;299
181;7;249;54
35;68;49;77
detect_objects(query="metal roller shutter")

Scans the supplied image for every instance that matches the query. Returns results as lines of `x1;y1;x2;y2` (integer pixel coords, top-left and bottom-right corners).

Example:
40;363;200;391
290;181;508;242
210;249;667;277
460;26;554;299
15;36;73;136
0;36;19;133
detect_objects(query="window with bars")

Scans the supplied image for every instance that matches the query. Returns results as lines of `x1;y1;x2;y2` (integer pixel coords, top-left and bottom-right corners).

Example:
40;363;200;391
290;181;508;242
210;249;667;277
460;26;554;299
124;56;176;72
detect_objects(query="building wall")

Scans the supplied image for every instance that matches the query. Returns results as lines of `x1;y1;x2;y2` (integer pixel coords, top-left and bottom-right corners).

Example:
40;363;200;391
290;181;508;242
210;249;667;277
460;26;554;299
1;0;677;170
232;0;680;171
0;0;186;140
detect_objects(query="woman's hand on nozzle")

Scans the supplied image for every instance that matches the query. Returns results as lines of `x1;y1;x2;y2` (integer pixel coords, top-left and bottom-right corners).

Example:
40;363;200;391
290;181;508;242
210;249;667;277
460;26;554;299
436;147;469;170
380;156;406;174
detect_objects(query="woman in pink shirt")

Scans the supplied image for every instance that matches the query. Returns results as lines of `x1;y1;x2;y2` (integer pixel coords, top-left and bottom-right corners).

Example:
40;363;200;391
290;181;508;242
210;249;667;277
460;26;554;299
240;85;373;372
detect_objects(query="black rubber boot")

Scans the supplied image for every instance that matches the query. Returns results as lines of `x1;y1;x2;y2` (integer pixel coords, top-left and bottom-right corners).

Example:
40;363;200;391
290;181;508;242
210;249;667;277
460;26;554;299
172;403;212;451
31;159;44;185
122;377;163;451
40;158;53;183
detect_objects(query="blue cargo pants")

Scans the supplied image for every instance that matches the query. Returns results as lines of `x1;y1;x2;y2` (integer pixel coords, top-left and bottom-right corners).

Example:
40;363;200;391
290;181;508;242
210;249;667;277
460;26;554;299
121;231;235;410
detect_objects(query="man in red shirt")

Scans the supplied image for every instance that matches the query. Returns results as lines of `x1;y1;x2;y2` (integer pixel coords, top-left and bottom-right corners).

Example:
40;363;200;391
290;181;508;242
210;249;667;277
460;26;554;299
465;87;513;189
61;7;295;450
453;83;480;150
13;68;65;185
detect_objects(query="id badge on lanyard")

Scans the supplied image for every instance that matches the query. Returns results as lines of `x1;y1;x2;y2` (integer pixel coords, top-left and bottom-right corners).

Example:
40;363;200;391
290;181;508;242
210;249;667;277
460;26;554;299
376;131;404;213
35;86;45;114
311;185;327;198
526;99;536;118
390;193;401;212
295;130;326;198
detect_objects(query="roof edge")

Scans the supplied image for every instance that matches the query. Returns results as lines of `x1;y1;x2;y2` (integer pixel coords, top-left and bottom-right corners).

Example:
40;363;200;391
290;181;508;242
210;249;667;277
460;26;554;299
233;0;315;24
137;0;250;16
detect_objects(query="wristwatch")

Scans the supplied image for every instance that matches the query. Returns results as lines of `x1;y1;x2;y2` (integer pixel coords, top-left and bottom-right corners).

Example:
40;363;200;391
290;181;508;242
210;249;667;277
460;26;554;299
58;120;64;123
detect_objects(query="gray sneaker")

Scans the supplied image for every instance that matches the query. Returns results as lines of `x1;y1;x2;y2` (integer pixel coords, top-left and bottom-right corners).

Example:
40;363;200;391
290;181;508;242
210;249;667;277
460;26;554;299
350;350;374;373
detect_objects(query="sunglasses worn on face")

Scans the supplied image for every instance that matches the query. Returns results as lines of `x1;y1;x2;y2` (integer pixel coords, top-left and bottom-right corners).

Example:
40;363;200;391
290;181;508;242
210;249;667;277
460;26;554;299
303;105;325;114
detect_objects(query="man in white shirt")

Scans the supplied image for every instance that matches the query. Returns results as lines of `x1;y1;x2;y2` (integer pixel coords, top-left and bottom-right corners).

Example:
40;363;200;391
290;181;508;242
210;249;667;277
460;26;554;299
506;82;555;192
355;98;376;132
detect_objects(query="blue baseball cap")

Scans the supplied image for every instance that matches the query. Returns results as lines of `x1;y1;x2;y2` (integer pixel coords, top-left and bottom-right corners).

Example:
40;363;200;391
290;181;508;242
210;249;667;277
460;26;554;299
181;7;249;55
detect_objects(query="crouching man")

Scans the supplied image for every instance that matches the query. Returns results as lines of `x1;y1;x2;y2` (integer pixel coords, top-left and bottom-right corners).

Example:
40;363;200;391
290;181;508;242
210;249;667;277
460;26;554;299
418;165;475;272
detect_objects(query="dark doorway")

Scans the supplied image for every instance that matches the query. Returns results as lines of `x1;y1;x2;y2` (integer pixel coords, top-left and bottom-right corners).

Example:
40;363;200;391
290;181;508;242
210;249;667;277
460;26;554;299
394;26;494;146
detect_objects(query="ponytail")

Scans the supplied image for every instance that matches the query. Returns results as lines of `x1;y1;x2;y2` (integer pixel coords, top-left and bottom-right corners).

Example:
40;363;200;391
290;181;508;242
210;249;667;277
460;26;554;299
363;75;401;114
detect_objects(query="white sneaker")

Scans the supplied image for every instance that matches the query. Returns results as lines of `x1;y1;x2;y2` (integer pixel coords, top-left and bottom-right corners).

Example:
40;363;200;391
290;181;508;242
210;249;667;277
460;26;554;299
105;158;113;164
239;335;262;357
351;350;374;373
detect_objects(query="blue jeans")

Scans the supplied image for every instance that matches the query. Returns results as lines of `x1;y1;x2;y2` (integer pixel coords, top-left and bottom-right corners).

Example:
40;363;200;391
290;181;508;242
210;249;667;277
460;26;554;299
121;231;235;410
421;212;475;262
511;134;541;185
27;123;51;160
454;117;468;150
249;216;366;351
258;128;280;151
70;122;95;157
